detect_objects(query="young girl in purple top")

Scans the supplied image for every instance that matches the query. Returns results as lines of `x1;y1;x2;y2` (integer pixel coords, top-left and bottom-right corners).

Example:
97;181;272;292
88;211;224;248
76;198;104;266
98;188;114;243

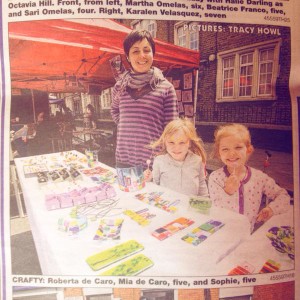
208;123;290;231
111;30;178;169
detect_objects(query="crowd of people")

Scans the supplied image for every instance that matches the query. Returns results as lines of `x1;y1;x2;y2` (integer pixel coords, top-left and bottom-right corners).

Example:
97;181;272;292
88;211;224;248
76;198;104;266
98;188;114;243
11;103;75;157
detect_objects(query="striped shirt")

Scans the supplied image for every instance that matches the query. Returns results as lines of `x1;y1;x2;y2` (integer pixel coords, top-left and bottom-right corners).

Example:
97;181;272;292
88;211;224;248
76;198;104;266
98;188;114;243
111;79;178;169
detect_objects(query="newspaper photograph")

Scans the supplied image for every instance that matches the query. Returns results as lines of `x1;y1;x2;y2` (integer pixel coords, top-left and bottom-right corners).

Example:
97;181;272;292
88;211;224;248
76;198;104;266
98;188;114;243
0;0;299;299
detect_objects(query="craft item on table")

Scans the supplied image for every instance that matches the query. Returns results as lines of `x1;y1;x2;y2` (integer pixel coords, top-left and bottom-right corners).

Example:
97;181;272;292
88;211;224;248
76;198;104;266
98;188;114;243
86;239;144;271
69;189;86;206
45;183;117;210
93;218;124;240
23;163;48;177
189;196;212;214
85;149;99;168
21;155;47;166
152;217;194;241
45;194;61;210
228;261;255;275
69;167;82;180
58;192;74;208
58;168;71;181
48;170;62;182
45;168;79;183
181;220;224;246
116;165;145;192
259;259;281;273
198;219;224;233
100;254;154;276
266;226;294;260
123;208;156;226
90;174;116;184
73;198;121;220
81;166;116;184
58;213;88;235
63;151;87;164
47;162;64;170
135;192;179;213
65;162;85;170
36;172;48;184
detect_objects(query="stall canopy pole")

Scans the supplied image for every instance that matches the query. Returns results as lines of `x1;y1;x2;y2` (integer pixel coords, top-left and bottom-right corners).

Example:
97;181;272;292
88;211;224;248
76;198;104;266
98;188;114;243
31;89;36;123
193;69;199;125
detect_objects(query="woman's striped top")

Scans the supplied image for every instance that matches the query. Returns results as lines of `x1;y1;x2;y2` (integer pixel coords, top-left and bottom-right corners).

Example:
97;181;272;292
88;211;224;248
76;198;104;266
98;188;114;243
111;79;178;169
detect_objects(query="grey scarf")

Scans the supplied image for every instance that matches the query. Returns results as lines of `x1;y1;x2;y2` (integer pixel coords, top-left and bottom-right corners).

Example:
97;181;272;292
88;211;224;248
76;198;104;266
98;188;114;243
115;67;165;100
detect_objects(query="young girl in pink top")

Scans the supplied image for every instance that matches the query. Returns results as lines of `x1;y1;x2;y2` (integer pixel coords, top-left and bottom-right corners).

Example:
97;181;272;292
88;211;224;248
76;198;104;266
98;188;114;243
208;123;290;231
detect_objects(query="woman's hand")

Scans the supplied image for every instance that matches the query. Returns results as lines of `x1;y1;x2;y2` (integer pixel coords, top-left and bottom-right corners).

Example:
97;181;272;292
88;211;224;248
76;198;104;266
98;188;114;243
143;169;153;182
256;206;274;223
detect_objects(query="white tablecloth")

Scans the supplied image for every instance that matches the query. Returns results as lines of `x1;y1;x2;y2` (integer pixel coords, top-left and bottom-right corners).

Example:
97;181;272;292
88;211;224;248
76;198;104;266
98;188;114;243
14;151;293;276
211;207;294;276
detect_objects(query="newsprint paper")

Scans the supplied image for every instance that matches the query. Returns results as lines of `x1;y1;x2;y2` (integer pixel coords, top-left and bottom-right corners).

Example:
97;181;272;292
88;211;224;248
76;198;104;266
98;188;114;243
1;0;299;299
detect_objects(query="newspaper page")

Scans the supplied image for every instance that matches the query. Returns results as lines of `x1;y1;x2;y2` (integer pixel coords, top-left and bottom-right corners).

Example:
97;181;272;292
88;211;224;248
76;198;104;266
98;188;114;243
1;0;299;299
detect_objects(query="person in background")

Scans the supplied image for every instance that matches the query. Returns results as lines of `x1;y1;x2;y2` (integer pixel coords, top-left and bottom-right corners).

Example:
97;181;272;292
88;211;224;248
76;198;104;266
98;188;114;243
84;104;97;130
27;111;53;155
145;118;208;197
208;123;290;231
111;29;178;169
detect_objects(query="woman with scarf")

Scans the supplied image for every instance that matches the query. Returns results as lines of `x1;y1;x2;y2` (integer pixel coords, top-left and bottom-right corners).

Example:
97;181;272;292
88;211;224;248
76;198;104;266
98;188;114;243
111;30;178;169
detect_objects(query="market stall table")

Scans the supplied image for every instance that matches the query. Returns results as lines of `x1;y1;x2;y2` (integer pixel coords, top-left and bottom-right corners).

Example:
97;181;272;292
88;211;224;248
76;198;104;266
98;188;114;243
13;150;292;277
209;207;294;276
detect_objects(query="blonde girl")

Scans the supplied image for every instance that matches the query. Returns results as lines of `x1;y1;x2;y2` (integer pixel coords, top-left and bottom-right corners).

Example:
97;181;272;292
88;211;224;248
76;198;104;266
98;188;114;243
208;123;290;230
146;118;209;197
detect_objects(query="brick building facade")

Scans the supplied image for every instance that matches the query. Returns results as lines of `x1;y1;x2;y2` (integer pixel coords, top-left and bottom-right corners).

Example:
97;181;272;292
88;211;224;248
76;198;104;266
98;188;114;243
114;20;292;152
58;284;295;299
196;23;292;152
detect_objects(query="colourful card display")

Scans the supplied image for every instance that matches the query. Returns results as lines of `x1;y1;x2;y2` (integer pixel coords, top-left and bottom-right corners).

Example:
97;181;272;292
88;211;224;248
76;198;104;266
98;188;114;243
124;208;156;227
228;261;255;275
266;226;294;260
135;192;179;213
152;217;194;241
100;254;154;276
81;166;116;183
86;240;144;271
259;259;281;273
116;165;145;192
189;196;212;214
181;220;224;246
93;218;124;240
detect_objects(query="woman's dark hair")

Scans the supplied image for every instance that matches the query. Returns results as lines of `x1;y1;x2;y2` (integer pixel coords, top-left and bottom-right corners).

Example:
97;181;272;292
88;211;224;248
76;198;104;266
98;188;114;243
86;104;95;114
123;30;155;57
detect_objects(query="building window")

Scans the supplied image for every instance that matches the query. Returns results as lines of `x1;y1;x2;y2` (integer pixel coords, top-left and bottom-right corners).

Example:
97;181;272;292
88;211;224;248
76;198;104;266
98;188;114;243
216;39;281;102
222;56;235;98
175;22;199;50
142;289;174;300
177;25;187;48
131;20;157;37
259;48;275;95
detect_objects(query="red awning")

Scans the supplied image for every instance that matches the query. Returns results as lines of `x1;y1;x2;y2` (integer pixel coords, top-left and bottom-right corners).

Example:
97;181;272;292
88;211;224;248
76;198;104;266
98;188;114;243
8;19;200;93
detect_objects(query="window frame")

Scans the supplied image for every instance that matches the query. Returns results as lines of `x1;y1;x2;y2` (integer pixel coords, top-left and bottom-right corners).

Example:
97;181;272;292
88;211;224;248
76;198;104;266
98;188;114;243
216;39;281;103
174;21;199;50
131;20;157;38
